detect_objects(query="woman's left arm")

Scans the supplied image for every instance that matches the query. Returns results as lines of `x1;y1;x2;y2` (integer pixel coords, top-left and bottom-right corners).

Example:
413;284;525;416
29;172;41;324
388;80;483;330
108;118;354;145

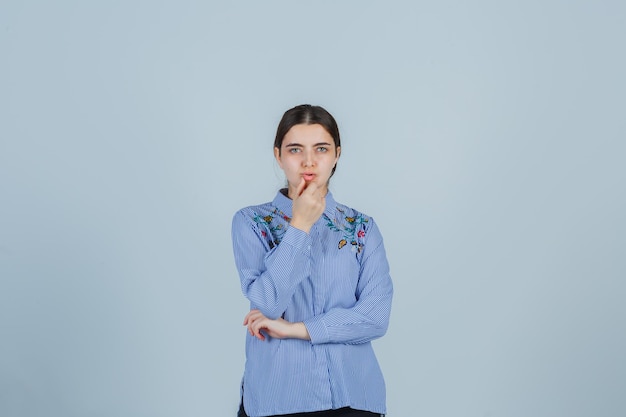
303;219;393;344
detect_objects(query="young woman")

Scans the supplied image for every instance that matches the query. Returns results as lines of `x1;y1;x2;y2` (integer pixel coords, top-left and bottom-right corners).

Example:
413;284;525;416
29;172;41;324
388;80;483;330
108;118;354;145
231;104;393;417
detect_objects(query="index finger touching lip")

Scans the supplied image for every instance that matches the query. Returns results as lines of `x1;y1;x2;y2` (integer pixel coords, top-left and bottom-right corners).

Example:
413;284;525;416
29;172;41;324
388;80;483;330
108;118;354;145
304;181;318;193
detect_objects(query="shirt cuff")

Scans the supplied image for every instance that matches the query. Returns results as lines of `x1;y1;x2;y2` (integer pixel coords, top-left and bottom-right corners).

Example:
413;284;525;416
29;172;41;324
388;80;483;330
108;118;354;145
281;225;313;254
303;316;329;345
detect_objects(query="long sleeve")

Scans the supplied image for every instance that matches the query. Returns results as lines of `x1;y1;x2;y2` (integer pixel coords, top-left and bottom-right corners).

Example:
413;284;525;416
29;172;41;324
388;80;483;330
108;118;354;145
303;219;393;345
231;210;312;319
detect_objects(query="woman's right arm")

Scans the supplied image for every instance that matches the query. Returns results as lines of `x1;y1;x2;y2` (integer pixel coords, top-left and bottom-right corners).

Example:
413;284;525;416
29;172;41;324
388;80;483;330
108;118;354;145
231;211;312;319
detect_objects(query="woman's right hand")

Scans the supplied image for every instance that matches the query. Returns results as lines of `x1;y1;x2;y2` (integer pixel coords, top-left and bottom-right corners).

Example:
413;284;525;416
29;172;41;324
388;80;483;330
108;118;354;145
290;178;325;233
244;309;310;341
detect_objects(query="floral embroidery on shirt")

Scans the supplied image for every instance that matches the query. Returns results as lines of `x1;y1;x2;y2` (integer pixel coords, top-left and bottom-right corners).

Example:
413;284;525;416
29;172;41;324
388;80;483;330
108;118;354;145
324;206;369;253
253;207;292;249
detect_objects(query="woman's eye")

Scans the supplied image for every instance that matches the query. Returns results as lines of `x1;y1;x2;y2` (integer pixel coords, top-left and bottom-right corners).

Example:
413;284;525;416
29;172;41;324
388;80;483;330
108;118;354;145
288;148;301;153
317;147;328;152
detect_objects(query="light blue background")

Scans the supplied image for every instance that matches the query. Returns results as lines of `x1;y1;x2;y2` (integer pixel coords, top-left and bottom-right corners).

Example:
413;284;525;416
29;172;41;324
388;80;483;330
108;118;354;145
1;1;625;416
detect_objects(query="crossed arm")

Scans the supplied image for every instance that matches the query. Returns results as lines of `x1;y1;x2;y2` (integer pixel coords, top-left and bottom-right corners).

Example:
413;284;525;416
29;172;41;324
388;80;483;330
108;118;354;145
233;182;392;345
233;213;393;345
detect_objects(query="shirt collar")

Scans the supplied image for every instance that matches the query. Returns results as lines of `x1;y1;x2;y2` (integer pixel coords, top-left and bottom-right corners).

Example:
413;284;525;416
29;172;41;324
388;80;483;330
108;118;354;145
272;188;337;220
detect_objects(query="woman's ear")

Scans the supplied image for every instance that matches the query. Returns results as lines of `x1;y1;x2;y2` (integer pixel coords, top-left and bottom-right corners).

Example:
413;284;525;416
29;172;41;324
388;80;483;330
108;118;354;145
336;146;341;161
274;147;283;168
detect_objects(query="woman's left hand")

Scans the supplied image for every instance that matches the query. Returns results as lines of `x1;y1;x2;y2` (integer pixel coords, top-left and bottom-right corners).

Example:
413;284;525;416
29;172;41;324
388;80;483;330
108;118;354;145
243;309;310;341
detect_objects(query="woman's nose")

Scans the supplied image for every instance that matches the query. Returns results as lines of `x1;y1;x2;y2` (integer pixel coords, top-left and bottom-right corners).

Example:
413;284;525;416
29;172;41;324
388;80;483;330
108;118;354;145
302;151;314;167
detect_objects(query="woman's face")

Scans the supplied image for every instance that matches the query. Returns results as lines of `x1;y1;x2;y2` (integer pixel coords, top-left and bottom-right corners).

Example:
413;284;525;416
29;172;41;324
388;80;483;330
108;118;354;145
274;123;340;199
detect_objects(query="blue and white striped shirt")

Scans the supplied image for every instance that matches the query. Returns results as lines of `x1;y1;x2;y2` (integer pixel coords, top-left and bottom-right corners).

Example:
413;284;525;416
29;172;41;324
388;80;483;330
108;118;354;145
231;190;393;417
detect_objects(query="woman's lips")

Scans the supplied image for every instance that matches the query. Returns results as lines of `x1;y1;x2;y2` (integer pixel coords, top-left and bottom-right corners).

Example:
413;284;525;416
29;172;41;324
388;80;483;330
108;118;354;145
302;173;316;181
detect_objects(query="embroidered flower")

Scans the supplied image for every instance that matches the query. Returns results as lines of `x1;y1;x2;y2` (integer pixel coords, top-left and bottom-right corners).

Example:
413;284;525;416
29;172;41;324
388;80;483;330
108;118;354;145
324;206;369;253
253;207;291;247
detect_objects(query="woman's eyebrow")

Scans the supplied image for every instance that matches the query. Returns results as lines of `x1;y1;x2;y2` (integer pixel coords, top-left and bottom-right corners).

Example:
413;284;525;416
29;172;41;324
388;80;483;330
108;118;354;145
284;142;332;148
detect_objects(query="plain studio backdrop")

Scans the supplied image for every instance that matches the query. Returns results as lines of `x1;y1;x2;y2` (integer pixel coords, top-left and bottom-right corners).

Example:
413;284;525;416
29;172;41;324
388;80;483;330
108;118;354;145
1;1;624;416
